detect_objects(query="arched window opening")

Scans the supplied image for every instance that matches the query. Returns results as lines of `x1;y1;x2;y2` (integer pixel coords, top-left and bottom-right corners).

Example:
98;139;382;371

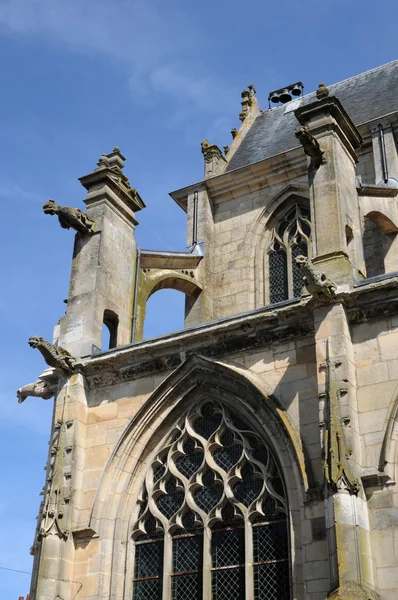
143;289;186;340
132;401;290;600
363;216;398;278
102;310;118;350
268;204;311;304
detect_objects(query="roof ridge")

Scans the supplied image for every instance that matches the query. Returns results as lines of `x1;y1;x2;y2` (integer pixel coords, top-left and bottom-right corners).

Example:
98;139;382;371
328;58;398;90
290;58;398;103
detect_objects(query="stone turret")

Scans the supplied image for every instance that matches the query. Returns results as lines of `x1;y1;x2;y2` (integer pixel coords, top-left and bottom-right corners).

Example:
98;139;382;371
58;148;145;356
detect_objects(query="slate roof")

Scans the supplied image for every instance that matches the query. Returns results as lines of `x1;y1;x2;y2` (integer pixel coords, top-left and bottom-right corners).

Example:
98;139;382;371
227;60;398;172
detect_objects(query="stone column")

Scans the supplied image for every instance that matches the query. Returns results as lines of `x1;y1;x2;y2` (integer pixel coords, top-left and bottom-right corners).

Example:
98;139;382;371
59;148;145;357
295;89;365;284
313;302;378;599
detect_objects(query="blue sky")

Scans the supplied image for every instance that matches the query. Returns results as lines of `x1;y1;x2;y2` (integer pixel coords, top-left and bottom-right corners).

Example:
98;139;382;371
0;0;397;596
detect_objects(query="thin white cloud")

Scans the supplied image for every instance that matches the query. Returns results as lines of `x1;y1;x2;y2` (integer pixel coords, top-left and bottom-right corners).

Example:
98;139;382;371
0;0;237;120
0;179;42;202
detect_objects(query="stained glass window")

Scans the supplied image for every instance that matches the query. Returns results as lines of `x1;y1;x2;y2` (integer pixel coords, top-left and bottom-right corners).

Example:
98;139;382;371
268;203;311;304
132;401;291;599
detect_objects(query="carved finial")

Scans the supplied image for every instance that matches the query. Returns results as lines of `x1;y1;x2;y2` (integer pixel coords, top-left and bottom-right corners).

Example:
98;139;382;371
231;128;238;139
107;146;125;169
295;126;326;168
239;85;256;121
28;336;77;373
295;255;337;302
97;154;109;168
43;200;95;235
223;145;229;155
316;82;329;100
200;140;227;178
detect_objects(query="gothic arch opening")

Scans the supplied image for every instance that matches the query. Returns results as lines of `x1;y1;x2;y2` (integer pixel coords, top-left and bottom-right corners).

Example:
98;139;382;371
363;215;397;277
143;288;186;339
135;272;202;342
89;356;307;600
132;399;291;600
249;188;311;309
264;200;311;305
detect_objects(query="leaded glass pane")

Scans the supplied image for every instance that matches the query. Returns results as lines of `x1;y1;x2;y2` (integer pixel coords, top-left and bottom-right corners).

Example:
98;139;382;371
133;540;163;600
233;465;263;507
172;573;202;600
212;529;244;568
213;430;242;471
212;568;245;600
193;403;222;439
269;250;288;304
134;541;163;578
253;521;288;562
156;478;184;518
133;578;162;600
176;438;203;479
173;535;202;572
254;561;290;600
194;470;223;512
172;535;203;600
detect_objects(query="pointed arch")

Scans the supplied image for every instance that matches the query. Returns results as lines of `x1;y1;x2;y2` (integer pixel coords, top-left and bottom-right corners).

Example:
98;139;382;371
89;355;309;600
247;184;310;308
379;385;398;482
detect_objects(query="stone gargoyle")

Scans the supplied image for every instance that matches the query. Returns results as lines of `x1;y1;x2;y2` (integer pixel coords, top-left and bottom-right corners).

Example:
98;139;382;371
17;379;55;403
43;199;95;235
295;126;326;168
295;255;337;301
28;336;77;374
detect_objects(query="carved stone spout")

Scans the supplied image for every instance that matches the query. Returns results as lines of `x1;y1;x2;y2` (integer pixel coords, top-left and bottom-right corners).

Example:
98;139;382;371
295;126;326;168
28;336;77;373
43;199;95;235
295;255;337;301
17;379;56;403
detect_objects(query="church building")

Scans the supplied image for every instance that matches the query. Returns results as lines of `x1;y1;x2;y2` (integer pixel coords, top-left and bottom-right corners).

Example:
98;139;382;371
19;59;398;599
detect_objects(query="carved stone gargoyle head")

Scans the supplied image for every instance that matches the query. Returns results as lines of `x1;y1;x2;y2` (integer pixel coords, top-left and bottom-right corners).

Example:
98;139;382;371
28;336;44;348
42;200;59;215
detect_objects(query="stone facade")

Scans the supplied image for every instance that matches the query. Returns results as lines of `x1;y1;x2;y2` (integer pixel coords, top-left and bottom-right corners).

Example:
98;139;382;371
21;61;398;599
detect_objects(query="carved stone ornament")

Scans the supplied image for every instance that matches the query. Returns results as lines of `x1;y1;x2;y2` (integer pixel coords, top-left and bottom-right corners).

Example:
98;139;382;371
231;127;238;139
28;336;77;373
295;126;326;168
321;345;360;495
35;419;74;543
43;199;96;235
17;379;55;403
316;82;330;100
295;255;337;301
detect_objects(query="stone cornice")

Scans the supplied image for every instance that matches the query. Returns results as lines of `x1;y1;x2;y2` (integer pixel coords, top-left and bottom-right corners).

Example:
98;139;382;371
73;274;398;388
140;250;203;270
169;146;307;211
357;184;398;197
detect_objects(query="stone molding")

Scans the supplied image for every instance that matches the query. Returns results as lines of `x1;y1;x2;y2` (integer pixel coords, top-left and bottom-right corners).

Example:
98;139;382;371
78;275;398;389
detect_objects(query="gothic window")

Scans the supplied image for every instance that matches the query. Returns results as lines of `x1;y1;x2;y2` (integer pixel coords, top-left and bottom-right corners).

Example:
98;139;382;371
132;402;290;600
268;204;311;304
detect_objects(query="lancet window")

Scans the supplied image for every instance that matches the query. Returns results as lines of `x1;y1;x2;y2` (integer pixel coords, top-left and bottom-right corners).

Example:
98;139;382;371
268;203;311;304
132;401;291;600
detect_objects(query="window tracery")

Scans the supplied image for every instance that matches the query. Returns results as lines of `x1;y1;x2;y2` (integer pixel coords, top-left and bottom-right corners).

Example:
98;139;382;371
268;203;311;304
132;401;290;600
